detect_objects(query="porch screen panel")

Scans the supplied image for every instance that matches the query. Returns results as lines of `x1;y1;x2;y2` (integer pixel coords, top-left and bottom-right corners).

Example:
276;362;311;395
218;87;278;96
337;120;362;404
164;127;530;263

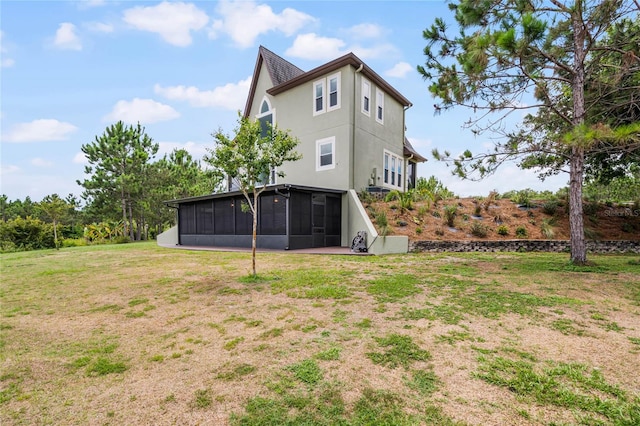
180;204;196;234
326;196;341;236
235;197;252;235
214;199;235;234
260;194;286;235
196;201;214;234
290;192;312;235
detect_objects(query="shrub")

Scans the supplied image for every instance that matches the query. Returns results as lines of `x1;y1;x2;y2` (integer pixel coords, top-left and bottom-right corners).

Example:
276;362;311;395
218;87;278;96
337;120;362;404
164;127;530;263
442;205;458;227
385;190;415;212
511;189;535;208
515;226;528;238
417;205;430;219
0;217;55;251
113;236;131;244
496;225;509;236
470;221;488;238
358;190;375;205
374;211;389;236
62;238;87;247
542;200;559;215
540;219;556;239
583;201;600;217
483;191;499;211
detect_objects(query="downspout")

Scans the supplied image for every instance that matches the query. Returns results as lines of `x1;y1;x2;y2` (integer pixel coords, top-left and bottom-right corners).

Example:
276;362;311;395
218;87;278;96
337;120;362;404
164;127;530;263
351;63;364;190
402;104;413;191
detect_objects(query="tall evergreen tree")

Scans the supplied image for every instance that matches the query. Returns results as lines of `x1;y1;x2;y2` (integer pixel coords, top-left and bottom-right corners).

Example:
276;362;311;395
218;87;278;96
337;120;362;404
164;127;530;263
78;121;158;240
419;0;639;264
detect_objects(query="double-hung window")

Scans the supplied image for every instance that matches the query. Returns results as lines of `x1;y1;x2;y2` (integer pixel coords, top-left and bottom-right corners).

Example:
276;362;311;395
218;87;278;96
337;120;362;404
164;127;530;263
328;73;340;111
383;150;402;189
376;88;384;124
313;72;341;115
313;80;325;115
361;78;371;116
316;137;336;171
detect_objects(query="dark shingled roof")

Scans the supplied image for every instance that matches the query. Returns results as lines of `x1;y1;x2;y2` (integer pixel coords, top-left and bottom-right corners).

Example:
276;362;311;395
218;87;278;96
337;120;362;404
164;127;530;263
259;46;305;86
404;137;428;162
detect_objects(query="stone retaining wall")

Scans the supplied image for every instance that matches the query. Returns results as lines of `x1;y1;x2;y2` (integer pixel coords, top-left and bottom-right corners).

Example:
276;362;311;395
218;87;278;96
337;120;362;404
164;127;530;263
409;240;640;254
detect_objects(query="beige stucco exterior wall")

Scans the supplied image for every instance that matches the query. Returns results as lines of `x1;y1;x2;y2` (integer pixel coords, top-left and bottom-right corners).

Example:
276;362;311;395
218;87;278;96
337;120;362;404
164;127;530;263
246;63;407;193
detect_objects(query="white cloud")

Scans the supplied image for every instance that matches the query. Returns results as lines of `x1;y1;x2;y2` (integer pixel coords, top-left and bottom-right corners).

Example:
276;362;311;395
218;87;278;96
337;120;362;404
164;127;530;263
350;43;397;60
385;62;414;78
209;0;315;48
1;31;15;67
1;58;14;68
158;141;210;160
73;152;88;165
84;22;114;33
347;23;385;40
53;23;82;50
2;119;78;143
0;164;20;175
78;0;107;9
31;158;54;167
154;76;251;110
103;98;180;124
406;137;432;151
285;33;346;61
123;2;209;47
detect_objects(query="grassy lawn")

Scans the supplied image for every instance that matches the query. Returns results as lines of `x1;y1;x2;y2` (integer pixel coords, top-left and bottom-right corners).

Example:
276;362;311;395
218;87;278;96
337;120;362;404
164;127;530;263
1;242;639;425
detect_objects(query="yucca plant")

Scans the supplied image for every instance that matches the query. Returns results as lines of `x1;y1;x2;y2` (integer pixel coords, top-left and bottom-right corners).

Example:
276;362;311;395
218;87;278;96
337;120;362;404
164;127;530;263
442;205;458;227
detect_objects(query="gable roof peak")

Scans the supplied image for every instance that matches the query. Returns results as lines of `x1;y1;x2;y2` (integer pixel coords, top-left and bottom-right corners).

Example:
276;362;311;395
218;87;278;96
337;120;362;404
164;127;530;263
258;45;305;86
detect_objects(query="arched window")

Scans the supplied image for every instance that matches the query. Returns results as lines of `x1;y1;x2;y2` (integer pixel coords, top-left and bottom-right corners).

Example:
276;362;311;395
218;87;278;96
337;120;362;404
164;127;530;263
257;96;273;139
257;96;276;185
260;98;270;114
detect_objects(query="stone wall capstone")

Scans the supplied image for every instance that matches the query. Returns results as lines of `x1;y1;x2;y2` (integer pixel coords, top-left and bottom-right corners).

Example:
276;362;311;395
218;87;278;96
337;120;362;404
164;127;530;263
409;240;640;254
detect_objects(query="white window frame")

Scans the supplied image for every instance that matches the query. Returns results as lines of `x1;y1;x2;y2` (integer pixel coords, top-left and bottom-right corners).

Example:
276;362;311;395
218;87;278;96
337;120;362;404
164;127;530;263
327;72;341;111
361;78;371;116
256;96;277;185
313;72;341;116
316;136;336;171
376;88;384;124
313;79;326;116
383;150;402;189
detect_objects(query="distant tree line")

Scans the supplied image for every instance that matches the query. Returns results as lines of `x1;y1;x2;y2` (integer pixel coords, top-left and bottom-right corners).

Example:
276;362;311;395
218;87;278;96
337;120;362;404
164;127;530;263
1;121;220;252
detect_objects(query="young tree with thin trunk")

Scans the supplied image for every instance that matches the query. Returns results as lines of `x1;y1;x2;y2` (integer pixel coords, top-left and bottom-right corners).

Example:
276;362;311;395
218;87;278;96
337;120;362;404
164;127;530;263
38;194;69;249
204;113;301;277
419;0;639;264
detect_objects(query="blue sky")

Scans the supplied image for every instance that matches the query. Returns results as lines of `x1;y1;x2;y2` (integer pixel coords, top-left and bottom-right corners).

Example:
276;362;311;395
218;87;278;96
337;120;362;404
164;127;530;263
1;0;567;202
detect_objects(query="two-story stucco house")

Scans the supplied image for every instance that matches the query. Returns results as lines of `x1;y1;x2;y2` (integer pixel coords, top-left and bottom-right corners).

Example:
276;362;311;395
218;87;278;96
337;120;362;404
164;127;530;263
161;46;426;254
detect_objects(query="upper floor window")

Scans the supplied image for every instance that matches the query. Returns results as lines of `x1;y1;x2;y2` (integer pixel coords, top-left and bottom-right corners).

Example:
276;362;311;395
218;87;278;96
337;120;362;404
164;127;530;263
383;150;402;189
257;96;274;139
313;72;341;115
316;136;336;171
361;78;371;116
260;99;270;114
376;89;384;124
313;80;325;115
328;73;340;111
